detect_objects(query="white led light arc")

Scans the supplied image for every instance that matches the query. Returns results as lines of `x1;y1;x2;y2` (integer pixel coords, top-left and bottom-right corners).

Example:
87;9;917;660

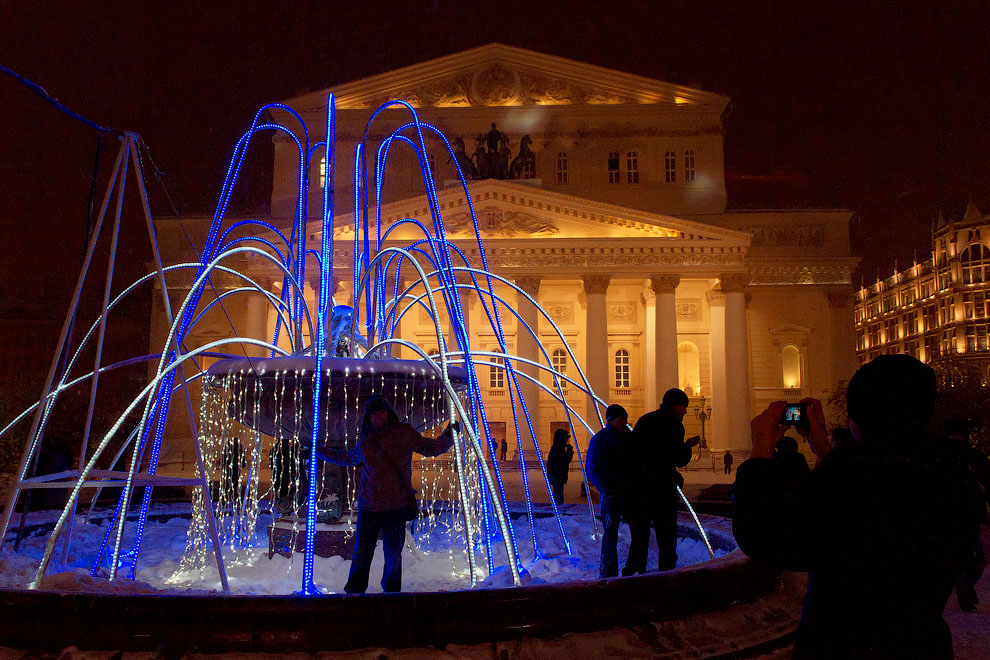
31;336;289;588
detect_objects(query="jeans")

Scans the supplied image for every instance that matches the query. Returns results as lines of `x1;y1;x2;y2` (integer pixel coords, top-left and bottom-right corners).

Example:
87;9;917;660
551;481;565;505
599;493;624;578
624;504;679;574
344;508;407;593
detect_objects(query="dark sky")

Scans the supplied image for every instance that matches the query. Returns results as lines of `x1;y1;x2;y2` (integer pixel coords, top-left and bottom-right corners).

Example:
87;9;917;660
3;0;989;295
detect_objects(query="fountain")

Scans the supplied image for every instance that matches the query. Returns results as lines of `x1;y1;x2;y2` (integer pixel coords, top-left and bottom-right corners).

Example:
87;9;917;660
0;91;795;656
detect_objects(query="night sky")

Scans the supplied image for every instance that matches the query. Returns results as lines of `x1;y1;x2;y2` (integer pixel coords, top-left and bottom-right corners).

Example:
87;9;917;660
3;1;989;300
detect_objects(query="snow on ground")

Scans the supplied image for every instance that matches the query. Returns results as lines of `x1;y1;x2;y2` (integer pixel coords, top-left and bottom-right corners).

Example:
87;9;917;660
0;502;726;594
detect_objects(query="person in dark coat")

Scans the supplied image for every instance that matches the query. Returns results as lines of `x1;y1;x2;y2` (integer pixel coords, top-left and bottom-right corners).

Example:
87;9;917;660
733;355;983;660
316;394;456;593
585;404;634;578
546;429;574;505
625;388;699;574
723;450;733;474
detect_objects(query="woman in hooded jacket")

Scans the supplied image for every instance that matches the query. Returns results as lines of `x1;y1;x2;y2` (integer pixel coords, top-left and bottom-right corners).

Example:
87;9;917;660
317;394;457;593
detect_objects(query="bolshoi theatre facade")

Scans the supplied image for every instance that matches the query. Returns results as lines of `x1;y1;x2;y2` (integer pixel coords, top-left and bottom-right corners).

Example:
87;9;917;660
153;45;859;465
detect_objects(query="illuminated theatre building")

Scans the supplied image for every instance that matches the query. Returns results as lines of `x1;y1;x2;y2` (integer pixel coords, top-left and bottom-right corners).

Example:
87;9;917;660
855;202;990;367
153;45;858;470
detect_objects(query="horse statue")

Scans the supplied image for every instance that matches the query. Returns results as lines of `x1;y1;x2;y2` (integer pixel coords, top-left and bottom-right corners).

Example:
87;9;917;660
509;135;535;179
451;136;479;179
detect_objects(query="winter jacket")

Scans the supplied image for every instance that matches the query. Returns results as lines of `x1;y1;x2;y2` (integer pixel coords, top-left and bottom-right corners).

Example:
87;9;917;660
733;434;983;660
547;437;574;485
319;400;453;512
586;426;632;498
629;405;693;504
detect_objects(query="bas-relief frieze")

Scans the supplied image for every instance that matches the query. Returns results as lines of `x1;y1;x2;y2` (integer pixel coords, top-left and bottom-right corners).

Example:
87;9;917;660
748;265;853;286
676;299;702;321
443;207;559;237
383;63;633;108
743;226;825;248
544;302;575;324
608;303;638;323
489;253;745;269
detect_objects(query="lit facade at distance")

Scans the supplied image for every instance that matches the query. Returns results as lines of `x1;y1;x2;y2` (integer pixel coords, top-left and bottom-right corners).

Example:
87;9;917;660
855;201;990;367
153;44;859;466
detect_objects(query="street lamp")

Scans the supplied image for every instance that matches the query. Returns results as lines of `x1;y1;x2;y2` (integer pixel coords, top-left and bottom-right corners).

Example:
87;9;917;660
694;396;712;450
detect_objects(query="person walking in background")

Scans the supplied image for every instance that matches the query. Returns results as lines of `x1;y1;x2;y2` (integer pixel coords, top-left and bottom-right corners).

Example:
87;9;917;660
316;394;457;594
723;450;733;474
586;404;635;578
546;428;574;505
499;437;508;462
733;356;983;659
625;388;699;574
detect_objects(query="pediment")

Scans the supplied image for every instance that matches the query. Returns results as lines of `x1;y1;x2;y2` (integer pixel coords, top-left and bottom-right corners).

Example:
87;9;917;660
321;179;750;246
286;44;729;111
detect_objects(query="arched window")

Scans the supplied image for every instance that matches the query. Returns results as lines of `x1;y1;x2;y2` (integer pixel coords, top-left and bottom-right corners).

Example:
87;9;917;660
427;348;440;362
684;150;696;182
664;150;677;183
626;151;639;183
961;243;990;284
556;152;568;184
614;349;630;389
677;341;700;396
781;345;802;388
551;348;568;388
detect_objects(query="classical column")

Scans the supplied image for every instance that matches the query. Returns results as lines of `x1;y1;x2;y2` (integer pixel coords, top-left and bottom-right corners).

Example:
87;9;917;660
643;287;657;410
455;273;473;349
651;274;680;404
244;277;271;357
826;287;858;386
515;275;542;444
721;273;752;454
583;274;610;429
707;290;728;451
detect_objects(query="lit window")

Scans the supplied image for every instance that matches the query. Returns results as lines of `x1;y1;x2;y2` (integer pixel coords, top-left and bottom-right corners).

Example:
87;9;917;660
614;349;630;389
489;355;505;389
964;291;990;319
961;244;990;284
677;342;700;396
319;156;327;188
608;151;620;183
781;345;802;388
551;348;568;388
684;150;696;182
556;152;568;184
664;151;676;183
626;151;639;183
966;324;990;352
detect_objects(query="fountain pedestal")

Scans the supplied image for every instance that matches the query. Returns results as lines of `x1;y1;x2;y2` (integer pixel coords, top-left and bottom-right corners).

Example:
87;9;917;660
267;518;355;560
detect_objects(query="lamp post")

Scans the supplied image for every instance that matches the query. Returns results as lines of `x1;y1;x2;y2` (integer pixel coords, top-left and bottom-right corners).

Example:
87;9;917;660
694;396;712;450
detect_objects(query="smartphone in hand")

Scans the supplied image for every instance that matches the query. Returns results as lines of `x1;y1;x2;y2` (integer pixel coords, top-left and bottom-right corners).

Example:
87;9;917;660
686;435;701;447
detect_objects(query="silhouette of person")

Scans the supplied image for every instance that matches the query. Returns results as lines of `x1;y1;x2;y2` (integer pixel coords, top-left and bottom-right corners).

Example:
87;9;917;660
625;388;699;574
586;404;634;578
733;355;983;659
546;429;574;504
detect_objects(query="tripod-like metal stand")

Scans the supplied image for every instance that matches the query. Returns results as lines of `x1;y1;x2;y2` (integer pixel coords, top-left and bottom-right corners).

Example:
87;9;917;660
0;133;229;590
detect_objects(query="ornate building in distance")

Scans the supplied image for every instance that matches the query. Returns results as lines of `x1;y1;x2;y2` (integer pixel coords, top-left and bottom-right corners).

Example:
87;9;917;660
855;202;990;369
153;44;859;469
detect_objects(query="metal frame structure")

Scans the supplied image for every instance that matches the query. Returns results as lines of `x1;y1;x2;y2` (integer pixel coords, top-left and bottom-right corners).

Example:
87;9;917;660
0;133;230;589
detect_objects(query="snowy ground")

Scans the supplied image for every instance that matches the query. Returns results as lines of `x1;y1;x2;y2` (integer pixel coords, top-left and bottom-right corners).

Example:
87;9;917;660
0;502;725;595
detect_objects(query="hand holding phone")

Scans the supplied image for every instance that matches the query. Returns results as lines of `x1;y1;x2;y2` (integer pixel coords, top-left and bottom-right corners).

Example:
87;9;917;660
686;434;701;447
